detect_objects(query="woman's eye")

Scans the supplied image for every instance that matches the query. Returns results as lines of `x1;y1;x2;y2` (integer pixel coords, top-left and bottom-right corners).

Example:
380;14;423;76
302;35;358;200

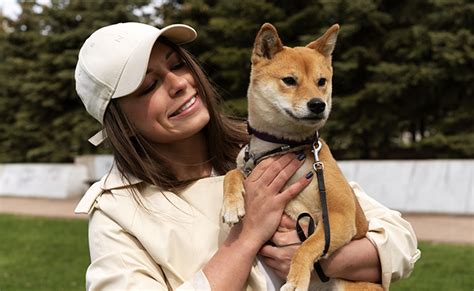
282;77;297;86
318;78;327;87
171;60;185;70
139;80;157;96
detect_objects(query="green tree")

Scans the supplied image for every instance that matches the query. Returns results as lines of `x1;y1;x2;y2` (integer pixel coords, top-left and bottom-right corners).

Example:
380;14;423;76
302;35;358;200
0;0;150;162
0;0;471;162
157;0;473;159
325;0;474;158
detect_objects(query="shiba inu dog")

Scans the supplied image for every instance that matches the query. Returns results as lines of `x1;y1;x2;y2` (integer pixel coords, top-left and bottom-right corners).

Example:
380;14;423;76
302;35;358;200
222;23;383;291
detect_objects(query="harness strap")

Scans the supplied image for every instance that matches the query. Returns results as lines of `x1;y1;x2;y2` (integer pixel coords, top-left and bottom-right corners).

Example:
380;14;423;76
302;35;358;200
296;212;330;283
243;144;306;176
252;144;292;164
296;212;315;242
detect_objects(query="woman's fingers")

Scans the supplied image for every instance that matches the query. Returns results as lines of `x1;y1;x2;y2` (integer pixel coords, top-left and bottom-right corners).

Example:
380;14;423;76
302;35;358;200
270;229;302;247
279;214;297;230
275;170;313;206
240;152;313;244
248;152;304;184
260;244;296;279
266;153;305;190
246;155;285;182
277;214;310;240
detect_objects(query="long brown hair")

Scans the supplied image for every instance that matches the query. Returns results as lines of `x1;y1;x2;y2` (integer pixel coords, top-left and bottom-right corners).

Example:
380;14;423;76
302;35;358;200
103;37;248;193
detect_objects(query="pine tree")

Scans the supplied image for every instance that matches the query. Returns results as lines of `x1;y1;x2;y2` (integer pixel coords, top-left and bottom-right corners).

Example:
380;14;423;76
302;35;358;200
0;0;150;162
1;0;471;162
156;0;474;159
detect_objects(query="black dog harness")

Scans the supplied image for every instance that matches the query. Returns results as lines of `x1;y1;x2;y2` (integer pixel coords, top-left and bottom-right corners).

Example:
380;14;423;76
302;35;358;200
244;124;331;282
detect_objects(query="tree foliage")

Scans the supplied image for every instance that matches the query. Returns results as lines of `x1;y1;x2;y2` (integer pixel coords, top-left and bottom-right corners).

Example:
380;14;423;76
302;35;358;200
0;0;150;162
157;0;474;159
0;0;472;162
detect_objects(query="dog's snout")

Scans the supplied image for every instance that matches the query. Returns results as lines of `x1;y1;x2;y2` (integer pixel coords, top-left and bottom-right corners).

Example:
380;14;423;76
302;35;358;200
307;98;326;114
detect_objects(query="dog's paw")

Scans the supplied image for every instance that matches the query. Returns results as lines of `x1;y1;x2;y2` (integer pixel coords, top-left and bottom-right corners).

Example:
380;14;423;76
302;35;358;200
282;266;311;291
280;282;301;291
221;199;245;225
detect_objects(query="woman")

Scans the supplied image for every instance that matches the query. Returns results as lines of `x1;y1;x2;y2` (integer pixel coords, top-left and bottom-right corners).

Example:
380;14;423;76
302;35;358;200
74;22;420;290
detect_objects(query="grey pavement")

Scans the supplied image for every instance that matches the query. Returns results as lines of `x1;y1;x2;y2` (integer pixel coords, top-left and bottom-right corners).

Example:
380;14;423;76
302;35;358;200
0;196;473;245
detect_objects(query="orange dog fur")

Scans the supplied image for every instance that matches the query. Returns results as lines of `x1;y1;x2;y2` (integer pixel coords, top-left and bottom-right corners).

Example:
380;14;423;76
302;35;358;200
222;23;383;290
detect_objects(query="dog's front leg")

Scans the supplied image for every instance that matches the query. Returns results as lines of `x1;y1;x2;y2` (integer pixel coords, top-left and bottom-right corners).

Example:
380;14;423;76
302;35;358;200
222;169;246;225
281;212;356;291
280;221;326;291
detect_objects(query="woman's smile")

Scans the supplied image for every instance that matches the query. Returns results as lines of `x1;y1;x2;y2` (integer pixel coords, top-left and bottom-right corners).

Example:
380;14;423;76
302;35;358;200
169;94;200;119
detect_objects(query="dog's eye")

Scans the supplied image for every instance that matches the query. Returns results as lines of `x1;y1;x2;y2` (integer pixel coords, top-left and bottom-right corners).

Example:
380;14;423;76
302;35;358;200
318;78;327;87
282;77;297;86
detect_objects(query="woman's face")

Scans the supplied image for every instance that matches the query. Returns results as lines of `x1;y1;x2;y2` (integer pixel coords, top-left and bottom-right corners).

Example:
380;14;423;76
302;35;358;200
118;41;210;144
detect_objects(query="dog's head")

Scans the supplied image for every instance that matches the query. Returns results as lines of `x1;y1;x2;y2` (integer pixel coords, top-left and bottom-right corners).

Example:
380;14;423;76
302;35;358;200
247;23;339;141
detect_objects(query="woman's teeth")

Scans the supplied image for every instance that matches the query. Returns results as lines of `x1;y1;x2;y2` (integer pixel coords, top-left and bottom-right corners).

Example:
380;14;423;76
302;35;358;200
171;96;196;117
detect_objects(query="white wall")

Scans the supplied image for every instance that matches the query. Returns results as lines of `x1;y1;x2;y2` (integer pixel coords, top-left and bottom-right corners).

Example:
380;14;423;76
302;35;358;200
0;163;89;199
339;160;474;214
0;156;472;214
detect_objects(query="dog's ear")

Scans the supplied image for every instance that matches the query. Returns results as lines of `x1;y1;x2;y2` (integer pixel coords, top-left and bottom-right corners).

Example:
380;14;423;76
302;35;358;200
252;23;283;62
307;24;340;57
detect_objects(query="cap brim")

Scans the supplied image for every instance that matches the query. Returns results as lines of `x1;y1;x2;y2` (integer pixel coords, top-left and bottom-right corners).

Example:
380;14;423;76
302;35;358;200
160;24;197;45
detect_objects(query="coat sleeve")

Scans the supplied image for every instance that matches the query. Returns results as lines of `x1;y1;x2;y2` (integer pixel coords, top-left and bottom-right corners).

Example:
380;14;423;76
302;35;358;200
86;207;211;290
350;182;421;290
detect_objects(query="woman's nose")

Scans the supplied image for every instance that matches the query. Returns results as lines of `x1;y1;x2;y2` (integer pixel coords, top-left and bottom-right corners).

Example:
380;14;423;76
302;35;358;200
167;72;187;97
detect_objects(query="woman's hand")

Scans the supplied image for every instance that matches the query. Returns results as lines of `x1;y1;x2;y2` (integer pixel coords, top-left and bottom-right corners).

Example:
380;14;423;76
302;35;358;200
260;215;382;283
259;214;304;279
203;153;312;291
239;152;312;247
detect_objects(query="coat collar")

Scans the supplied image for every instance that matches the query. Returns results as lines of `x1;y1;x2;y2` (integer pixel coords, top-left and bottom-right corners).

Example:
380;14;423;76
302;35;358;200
100;162;143;190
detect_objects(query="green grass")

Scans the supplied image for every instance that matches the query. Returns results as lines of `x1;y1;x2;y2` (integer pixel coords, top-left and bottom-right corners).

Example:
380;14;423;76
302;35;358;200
1;214;473;290
0;214;89;291
391;241;474;291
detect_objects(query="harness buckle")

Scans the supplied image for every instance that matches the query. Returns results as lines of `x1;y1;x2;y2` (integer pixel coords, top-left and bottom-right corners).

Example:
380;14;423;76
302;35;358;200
281;145;291;151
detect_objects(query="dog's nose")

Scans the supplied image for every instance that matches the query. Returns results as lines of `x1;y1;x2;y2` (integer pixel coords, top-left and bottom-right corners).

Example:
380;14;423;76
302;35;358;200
307;98;326;114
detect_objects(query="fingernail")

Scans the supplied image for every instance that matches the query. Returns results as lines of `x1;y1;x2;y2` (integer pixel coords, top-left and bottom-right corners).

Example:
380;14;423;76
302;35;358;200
305;171;314;179
297;153;306;161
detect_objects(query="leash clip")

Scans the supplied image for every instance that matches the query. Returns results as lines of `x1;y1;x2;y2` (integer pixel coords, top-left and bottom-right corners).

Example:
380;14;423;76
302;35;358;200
312;140;324;171
311;140;322;162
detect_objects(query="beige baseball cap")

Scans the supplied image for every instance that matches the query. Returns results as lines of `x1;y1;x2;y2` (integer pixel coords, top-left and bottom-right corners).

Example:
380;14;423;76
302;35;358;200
75;22;197;145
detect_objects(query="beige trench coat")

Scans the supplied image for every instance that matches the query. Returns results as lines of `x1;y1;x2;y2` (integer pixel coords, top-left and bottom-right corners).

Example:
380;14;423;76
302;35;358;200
75;166;420;290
